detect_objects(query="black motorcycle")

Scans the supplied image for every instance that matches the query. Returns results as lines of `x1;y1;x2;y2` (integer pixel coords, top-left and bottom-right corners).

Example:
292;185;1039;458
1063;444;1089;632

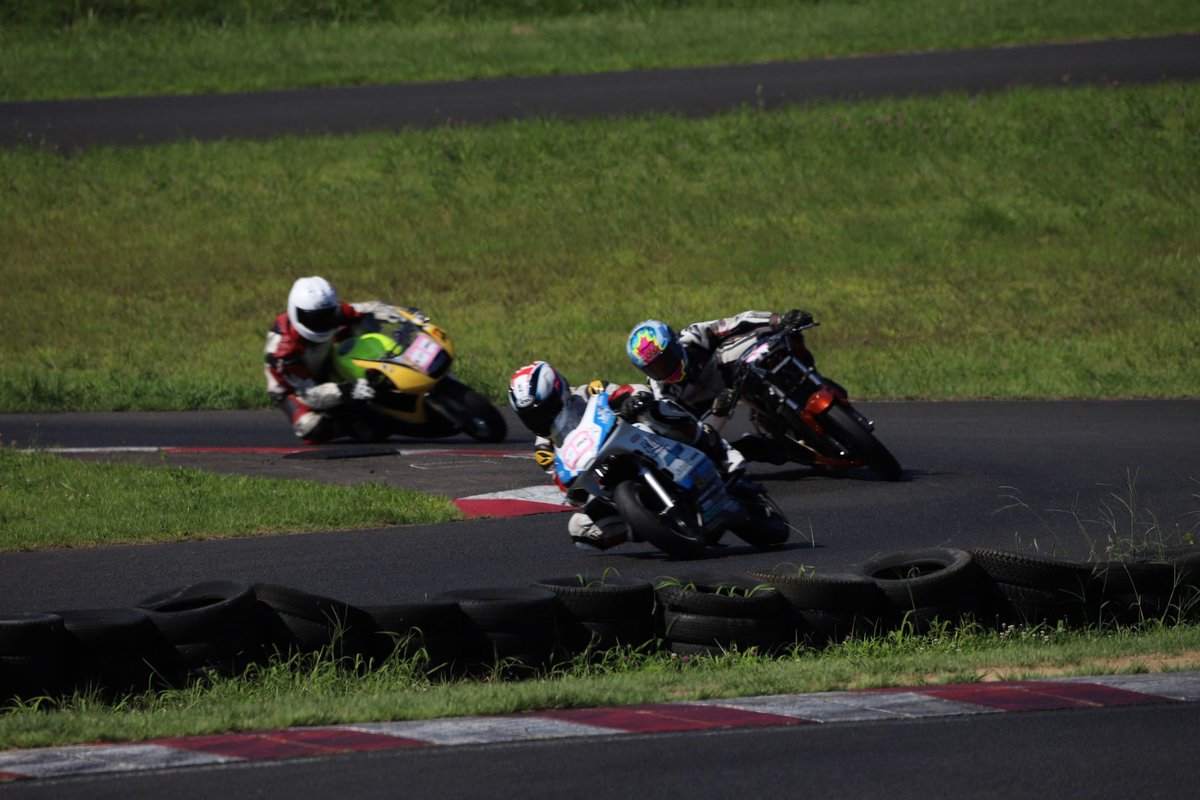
723;317;902;481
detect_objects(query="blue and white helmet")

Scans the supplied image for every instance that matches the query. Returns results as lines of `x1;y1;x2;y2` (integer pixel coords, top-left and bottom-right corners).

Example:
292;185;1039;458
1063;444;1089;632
509;361;570;436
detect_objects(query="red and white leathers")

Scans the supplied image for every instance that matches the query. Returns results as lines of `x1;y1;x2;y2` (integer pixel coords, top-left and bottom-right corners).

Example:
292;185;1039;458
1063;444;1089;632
529;380;742;550
263;300;415;442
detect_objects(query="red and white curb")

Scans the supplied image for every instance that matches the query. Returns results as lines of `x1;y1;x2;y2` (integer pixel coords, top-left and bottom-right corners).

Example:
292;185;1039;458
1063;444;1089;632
452;485;572;518
2;672;1199;782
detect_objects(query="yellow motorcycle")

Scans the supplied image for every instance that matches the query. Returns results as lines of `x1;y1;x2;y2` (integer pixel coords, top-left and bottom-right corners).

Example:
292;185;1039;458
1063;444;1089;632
332;311;507;443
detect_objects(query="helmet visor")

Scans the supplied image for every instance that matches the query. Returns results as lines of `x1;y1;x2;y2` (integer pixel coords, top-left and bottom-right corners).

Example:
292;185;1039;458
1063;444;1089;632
297;305;339;336
643;343;686;383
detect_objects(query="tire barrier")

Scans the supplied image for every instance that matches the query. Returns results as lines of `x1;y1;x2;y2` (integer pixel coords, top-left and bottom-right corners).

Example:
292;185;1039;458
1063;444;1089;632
435;588;561;677
251;583;378;664
530;576;656;655
3;544;1200;704
657;573;794;656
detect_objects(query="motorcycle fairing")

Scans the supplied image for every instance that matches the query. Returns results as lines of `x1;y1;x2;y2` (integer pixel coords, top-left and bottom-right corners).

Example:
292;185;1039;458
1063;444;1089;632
553;394;741;532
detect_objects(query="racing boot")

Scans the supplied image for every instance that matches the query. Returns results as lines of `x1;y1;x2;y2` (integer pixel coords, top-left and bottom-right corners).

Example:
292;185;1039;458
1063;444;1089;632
568;498;632;551
696;423;746;481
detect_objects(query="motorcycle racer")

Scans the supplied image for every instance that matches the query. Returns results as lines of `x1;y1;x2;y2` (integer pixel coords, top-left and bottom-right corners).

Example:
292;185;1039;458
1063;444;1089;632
264;275;429;443
626;310;816;464
508;360;743;550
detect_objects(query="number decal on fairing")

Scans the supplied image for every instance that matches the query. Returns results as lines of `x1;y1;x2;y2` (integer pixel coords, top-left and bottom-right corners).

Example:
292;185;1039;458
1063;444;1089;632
402;333;442;372
560;429;599;472
744;341;771;363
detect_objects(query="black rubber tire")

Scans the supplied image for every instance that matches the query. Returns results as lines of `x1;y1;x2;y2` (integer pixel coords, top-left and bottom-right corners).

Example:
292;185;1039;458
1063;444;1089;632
726;491;791;550
655;574;790;619
1089;560;1178;596
749;569;887;614
574;617;657;651
983;581;1090;628
0;613;67;701
251;583;377;662
429;378;508;443
137;581;264;676
668;640;728;657
793;607;886;646
613;480;708;560
530;576;656;621
854;548;980;609
438;588;559;631
819;403;902;481
0;612;67;654
970;548;1093;591
362;600;467;676
661;609;795;653
54;607;179;695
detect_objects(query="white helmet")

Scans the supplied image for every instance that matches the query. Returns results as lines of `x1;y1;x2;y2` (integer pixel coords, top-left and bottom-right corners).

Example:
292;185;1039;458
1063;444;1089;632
287;276;341;342
508;361;570;437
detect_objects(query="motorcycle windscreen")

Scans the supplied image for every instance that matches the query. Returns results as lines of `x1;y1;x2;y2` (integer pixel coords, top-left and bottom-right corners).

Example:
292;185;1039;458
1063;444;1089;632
552;394;617;487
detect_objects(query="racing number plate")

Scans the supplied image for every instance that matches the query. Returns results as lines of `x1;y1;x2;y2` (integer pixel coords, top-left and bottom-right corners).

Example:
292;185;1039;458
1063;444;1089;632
560;428;599;473
402;333;442;372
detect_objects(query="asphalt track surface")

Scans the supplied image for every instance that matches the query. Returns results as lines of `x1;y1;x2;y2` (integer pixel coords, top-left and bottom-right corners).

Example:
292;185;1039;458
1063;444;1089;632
2;400;1198;612
2;33;1199;150
3;36;1200;797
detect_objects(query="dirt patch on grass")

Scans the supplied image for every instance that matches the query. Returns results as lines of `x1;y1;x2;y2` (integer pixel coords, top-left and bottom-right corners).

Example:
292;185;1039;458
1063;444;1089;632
971;652;1200;682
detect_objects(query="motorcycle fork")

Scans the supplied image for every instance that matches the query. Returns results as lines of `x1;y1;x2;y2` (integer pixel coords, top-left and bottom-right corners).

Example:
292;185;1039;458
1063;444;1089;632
640;469;677;513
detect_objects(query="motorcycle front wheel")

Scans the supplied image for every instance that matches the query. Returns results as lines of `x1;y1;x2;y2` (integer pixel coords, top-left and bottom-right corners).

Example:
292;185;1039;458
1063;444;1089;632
613;481;708;560
820;404;902;481
428;378;509;443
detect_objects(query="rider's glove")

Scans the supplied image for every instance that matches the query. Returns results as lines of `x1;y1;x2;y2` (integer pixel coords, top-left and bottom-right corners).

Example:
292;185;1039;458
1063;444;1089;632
617;391;652;422
377;306;404;324
339;379;375;403
401;306;430;325
776;308;813;330
711;388;737;418
534;447;555;470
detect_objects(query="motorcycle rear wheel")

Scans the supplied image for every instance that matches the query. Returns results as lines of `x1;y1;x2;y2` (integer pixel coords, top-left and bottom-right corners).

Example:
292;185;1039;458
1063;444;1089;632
613;481;707;560
429;378;508;443
820;404;902;481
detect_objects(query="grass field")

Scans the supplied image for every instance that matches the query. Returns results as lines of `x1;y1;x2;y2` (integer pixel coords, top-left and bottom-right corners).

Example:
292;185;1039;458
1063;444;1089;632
0;448;463;551
4;84;1198;411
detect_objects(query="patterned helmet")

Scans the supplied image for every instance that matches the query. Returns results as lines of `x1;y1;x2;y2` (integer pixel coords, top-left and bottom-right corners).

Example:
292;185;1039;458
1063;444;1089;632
627;319;688;383
508;361;570;436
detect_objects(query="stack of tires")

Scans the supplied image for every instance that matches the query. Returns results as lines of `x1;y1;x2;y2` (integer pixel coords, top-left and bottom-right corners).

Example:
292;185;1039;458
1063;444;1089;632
3;544;1200;704
655;574;795;656
437;588;561;677
531;576;656;656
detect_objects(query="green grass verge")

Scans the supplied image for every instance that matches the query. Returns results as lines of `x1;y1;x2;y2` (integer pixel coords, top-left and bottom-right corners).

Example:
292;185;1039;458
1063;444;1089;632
3;0;1198;100
3;83;1198;411
3;621;1199;749
0;447;462;551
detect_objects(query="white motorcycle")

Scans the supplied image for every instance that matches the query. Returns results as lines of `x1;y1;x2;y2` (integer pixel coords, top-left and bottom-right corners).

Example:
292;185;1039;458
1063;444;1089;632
551;393;791;559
